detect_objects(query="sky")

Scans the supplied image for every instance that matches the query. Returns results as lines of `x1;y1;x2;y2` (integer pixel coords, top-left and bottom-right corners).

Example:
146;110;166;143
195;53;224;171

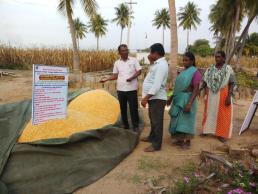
0;0;257;53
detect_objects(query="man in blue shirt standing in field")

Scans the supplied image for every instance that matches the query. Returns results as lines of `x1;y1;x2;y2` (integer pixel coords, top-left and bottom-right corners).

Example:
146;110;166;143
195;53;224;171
141;43;168;152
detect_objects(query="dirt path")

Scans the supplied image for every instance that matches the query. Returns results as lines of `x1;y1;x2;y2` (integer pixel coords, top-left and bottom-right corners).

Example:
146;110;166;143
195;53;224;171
1;70;258;194
0;70;32;104
75;100;258;194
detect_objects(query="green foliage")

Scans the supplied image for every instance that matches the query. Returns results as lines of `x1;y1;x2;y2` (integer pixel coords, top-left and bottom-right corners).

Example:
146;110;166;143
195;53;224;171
188;39;213;57
243;32;258;56
129;174;142;184
208;0;244;36
170;163;200;194
236;71;258;90
170;160;258;194
248;33;258;46
192;39;209;47
195;45;213;57
228;162;258;193
137;156;169;173
88;14;108;38
112;3;130;29
152;8;170;29
172;176;199;194
177;1;201;31
73;17;87;40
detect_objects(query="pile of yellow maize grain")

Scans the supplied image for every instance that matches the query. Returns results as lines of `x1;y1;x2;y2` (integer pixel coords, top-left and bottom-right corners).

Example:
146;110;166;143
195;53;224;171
18;89;120;143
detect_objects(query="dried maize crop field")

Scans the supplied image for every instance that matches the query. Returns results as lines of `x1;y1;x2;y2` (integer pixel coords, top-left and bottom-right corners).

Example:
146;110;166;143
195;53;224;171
0;45;118;72
1;45;257;73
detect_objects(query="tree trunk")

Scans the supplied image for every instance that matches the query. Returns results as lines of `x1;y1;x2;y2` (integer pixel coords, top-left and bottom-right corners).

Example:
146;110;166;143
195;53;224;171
226;1;241;64
227;29;236;63
162;26;165;46
77;39;80;50
127;2;132;48
127;22;131;47
187;30;189;51
97;37;99;50
120;27;123;45
226;23;234;59
235;28;249;71
66;7;80;71
66;4;81;88
224;30;230;55
227;15;255;63
215;34;222;53
168;0;178;86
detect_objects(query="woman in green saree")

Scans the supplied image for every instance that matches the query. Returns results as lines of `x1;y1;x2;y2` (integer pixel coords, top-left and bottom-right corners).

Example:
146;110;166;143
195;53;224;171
167;52;201;149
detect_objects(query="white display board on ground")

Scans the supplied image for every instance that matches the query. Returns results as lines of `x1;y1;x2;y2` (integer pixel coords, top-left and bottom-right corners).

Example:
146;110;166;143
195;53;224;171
239;91;258;135
32;65;68;125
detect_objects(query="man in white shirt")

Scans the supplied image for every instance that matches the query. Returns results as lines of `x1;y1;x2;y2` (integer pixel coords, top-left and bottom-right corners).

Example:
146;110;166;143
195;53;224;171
141;43;168;152
100;44;142;132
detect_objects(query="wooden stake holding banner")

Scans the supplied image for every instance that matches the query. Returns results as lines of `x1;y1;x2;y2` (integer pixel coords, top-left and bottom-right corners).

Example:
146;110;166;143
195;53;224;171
239;91;258;135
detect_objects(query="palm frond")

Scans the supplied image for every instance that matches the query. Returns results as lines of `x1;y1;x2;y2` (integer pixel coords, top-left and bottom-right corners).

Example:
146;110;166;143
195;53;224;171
74;17;88;40
88;14;108;38
112;3;131;29
152;8;170;30
177;1;201;30
57;0;74;16
80;0;98;18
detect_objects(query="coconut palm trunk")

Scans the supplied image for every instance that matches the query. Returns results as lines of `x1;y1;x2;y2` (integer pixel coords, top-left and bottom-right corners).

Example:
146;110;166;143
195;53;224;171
120;28;124;44
228;15;256;63
153;8;170;47
224;30;230;54
97;37;99;50
66;7;80;72
187;30;189;50
162;26;165;46
226;1;241;63
215;34;222;53
66;5;81;88
226;25;234;58
168;0;178;85
235;29;249;71
77;39;80;50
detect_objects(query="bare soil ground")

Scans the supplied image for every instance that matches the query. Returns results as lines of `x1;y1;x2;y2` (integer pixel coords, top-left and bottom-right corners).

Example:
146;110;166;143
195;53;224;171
1;70;257;194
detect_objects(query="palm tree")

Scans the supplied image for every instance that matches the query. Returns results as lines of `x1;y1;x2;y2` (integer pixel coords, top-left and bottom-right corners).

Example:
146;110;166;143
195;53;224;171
209;0;244;64
74;18;87;50
177;1;201;50
112;3;130;45
168;0;178;85
228;0;258;66
88;14;108;50
58;0;97;73
209;3;226;52
152;8;170;46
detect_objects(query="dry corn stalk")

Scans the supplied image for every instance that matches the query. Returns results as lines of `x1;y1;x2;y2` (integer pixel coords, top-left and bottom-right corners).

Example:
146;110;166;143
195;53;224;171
0;45;119;72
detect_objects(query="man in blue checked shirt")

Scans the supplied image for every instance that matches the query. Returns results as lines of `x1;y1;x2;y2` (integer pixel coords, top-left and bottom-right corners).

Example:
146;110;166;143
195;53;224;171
141;43;169;152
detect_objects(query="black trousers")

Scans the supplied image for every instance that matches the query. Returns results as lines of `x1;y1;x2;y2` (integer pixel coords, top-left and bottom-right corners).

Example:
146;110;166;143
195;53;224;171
148;99;166;150
117;90;139;129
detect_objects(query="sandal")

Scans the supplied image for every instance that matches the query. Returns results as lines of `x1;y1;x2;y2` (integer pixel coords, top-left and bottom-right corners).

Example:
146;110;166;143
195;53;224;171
180;140;191;150
173;140;184;146
217;137;227;143
144;146;158;152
